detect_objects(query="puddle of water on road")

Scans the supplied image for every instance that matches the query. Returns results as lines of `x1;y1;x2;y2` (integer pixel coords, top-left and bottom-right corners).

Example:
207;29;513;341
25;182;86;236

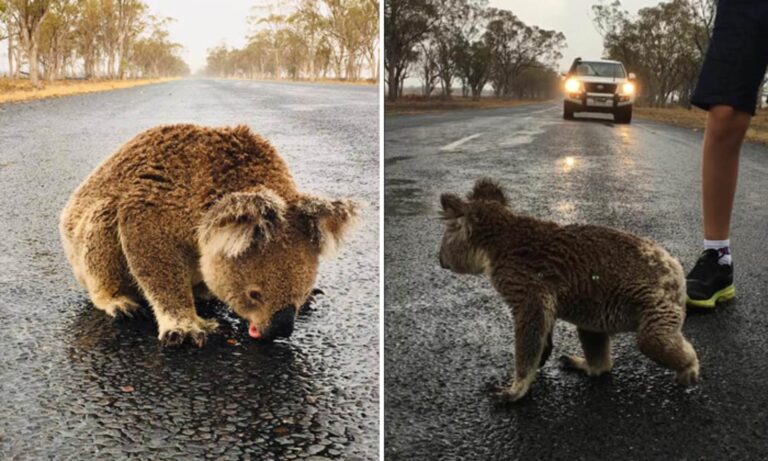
385;178;428;217
385;155;413;167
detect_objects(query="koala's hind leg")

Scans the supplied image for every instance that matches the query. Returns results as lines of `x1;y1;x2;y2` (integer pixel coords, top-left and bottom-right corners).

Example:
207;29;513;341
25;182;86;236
636;304;699;385
560;329;613;376
76;208;141;318
119;214;218;347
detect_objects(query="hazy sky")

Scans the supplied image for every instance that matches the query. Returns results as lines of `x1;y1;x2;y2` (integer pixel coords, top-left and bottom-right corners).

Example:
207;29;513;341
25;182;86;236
144;0;256;73
0;0;664;75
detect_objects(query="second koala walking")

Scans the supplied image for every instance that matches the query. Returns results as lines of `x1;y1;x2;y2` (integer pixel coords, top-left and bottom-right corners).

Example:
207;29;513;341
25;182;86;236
438;179;699;401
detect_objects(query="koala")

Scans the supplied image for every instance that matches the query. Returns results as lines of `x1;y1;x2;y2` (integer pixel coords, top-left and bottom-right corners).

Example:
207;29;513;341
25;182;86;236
438;178;699;402
60;124;358;347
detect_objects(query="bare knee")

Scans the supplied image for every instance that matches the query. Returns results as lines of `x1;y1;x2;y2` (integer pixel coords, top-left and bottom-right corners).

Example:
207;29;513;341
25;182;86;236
706;105;751;144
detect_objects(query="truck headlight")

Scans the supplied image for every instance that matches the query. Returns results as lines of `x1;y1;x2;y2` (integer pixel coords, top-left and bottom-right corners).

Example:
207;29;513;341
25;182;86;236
621;82;635;95
564;78;582;93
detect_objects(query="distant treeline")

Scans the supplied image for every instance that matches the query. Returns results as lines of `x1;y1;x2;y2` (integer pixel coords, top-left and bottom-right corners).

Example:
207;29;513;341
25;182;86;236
592;0;729;108
0;0;189;87
385;0;566;101
205;0;379;82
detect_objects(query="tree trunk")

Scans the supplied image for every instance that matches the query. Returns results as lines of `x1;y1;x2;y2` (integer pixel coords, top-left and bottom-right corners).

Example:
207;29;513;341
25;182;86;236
7;32;14;77
387;66;398;101
29;38;39;87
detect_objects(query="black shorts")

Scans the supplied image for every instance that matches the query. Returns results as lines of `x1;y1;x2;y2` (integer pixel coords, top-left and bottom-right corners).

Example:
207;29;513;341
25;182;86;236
691;0;768;115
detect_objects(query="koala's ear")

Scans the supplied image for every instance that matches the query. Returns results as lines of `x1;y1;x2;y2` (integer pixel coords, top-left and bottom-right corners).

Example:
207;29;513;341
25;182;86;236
294;195;360;258
199;189;286;258
467;178;507;206
440;193;466;219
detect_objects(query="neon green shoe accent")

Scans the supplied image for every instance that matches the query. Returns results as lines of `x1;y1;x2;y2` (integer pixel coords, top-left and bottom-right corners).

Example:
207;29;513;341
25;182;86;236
686;284;736;309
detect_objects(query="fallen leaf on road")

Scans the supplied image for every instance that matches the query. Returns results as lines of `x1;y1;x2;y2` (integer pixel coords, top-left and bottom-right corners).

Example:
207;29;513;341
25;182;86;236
274;426;289;435
226;338;238;346
120;385;135;393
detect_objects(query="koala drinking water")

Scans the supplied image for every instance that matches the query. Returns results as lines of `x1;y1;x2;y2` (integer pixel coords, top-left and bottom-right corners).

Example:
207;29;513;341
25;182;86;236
60;124;358;347
438;179;699;401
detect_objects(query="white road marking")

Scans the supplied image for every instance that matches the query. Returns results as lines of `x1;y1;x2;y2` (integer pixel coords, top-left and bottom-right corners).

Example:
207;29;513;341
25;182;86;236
440;133;482;151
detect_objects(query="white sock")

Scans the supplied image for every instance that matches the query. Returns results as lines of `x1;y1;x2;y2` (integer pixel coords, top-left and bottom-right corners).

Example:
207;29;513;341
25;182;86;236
703;239;732;265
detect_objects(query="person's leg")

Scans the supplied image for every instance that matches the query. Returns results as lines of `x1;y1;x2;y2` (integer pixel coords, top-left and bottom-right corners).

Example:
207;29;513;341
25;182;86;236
701;105;752;242
686;1;767;308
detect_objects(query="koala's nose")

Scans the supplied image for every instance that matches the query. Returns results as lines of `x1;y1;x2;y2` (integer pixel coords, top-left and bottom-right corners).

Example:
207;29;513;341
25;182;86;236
270;306;295;339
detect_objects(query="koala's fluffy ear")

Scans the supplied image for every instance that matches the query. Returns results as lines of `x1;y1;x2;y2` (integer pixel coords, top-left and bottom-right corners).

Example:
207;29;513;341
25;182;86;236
467;178;507;206
199;189;286;258
294;195;360;257
440;193;467;220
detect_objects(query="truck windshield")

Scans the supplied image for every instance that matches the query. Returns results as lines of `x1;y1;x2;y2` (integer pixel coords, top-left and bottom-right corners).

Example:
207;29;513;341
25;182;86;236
573;62;626;78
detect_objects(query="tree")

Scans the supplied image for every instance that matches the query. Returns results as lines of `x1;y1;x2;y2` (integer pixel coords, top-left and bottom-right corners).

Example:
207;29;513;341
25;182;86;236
592;0;715;107
454;38;491;99
289;0;323;80
8;0;51;86
384;0;440;100
485;8;564;98
210;0;377;81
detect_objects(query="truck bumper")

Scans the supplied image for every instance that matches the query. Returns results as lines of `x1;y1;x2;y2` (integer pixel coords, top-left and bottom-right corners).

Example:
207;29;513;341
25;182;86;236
565;93;633;112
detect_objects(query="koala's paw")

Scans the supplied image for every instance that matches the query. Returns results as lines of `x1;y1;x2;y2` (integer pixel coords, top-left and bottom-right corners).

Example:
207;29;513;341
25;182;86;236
97;295;141;320
491;379;532;403
675;362;700;386
559;354;612;377
158;316;219;348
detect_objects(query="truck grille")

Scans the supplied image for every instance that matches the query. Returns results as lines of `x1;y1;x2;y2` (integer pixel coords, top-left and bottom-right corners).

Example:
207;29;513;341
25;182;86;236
584;82;617;93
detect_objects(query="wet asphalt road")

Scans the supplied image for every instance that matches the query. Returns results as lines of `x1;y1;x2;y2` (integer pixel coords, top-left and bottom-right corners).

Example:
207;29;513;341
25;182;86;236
0;79;378;460
385;103;768;459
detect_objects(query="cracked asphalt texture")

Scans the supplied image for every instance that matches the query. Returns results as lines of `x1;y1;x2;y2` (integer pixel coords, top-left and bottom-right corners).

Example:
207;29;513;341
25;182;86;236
385;103;768;459
0;79;378;460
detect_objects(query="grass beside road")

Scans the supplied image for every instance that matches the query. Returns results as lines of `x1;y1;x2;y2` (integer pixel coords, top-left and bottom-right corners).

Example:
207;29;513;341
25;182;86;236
0;77;179;105
386;95;548;115
635;106;768;145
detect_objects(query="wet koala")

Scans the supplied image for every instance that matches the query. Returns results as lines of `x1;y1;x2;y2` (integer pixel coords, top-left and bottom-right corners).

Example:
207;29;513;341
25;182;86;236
60;124;359;347
438;179;699;401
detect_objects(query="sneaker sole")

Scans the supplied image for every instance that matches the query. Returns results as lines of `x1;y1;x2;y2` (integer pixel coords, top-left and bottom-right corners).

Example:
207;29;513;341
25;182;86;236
686;284;736;309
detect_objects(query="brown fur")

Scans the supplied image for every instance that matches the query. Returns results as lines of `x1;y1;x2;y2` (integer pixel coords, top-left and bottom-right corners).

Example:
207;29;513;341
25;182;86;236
60;124;359;346
439;178;699;401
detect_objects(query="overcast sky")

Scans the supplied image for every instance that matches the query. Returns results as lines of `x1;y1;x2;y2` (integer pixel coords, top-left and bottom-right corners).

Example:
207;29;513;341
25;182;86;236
143;0;256;73
0;0;664;75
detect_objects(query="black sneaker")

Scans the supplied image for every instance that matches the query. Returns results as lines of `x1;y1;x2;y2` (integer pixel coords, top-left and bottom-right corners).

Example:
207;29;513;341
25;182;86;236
686;249;735;308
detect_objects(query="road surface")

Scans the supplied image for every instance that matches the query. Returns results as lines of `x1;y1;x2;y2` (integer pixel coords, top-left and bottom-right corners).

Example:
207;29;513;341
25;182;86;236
0;78;379;460
385;103;768;459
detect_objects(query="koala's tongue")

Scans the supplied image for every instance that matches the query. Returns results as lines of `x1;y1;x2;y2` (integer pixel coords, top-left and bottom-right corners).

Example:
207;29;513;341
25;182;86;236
248;323;262;339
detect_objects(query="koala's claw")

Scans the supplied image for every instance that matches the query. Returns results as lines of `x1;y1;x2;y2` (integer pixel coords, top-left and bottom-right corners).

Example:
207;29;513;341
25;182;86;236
490;381;530;403
161;330;184;347
159;329;209;348
675;363;700;386
492;387;527;403
158;317;218;348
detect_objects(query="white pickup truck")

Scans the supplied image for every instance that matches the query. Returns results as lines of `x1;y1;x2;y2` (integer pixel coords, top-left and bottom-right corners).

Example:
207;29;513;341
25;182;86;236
563;58;636;124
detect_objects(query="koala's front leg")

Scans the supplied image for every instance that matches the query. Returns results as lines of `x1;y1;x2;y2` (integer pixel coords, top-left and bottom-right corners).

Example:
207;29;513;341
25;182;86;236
119;217;218;347
492;277;556;402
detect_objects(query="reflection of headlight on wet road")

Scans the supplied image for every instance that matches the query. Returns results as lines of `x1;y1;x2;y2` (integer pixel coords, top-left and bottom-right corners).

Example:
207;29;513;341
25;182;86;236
561;156;576;172
564;78;582;93
622;82;635;94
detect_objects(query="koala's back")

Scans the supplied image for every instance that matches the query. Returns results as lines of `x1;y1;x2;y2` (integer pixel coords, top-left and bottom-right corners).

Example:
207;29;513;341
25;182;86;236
530;222;685;331
61;124;298;254
75;124;296;207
